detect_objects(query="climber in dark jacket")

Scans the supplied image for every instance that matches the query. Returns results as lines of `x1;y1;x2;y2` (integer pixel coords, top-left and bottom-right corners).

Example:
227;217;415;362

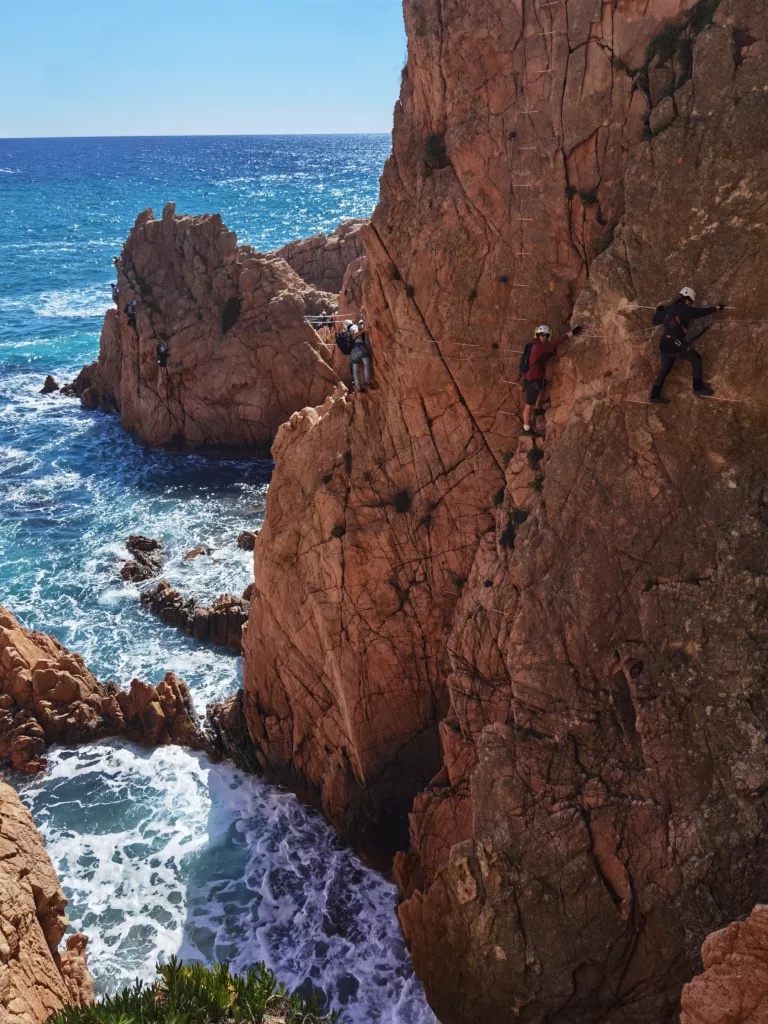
649;286;725;404
156;342;169;369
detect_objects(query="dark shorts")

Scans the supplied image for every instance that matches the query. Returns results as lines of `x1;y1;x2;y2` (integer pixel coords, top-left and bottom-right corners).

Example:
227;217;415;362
525;378;545;405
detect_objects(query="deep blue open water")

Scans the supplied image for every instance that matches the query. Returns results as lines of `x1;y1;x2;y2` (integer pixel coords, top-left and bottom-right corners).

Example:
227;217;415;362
0;135;435;1023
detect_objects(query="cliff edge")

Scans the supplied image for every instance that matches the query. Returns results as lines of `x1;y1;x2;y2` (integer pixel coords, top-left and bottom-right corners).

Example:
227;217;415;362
0;783;93;1024
232;0;768;1020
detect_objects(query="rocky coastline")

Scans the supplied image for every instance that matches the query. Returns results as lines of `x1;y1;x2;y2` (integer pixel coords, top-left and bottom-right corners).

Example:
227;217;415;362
13;0;768;1021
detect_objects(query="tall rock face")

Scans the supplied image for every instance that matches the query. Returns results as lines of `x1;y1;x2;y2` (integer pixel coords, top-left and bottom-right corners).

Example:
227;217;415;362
680;907;768;1023
73;204;342;448
0;782;93;1023
238;0;768;1020
274;219;366;295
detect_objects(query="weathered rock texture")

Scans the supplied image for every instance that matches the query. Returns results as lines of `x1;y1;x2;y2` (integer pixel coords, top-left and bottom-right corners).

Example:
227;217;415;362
140;580;249;651
0;604;206;773
120;534;165;583
236;0;768;1021
680;906;768;1024
274;219;366;295
71;203;347;447
0;782;93;1023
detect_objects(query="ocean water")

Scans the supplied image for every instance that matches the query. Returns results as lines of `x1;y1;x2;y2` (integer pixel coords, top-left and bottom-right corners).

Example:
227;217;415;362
0;135;435;1023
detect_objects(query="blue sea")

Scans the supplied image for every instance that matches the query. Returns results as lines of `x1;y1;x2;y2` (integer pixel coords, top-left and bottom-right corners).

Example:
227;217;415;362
0;135;435;1024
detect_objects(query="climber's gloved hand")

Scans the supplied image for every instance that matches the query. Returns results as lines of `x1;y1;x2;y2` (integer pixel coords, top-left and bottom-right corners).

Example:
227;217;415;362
570;324;584;336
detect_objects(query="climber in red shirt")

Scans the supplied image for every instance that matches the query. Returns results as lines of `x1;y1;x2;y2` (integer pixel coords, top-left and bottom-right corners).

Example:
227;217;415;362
521;323;582;435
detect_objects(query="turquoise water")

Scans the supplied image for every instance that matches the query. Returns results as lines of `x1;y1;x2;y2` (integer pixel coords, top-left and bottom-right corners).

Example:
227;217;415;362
0;135;435;1023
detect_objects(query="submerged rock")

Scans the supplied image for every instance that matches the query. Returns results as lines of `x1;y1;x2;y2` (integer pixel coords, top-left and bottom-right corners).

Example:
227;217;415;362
0;604;206;773
140;579;248;651
120;534;165;582
0;782;94;1022
183;545;212;560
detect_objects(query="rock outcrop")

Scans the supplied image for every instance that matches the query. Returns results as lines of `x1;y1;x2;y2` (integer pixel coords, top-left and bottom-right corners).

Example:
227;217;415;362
680;906;768;1023
120;535;165;583
140;580;249;651
233;0;768;1021
0;782;93;1023
274;219;366;294
70;204;346;447
0;604;206;773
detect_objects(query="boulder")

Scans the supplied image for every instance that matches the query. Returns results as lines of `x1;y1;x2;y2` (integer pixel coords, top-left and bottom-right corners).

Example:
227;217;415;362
40;375;59;394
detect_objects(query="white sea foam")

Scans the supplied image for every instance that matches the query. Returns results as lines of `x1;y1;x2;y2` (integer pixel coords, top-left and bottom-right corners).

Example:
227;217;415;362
34;288;113;320
18;743;437;1024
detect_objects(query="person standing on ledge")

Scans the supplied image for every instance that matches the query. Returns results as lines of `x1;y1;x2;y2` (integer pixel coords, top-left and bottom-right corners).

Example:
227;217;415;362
521;323;582;435
649;286;725;404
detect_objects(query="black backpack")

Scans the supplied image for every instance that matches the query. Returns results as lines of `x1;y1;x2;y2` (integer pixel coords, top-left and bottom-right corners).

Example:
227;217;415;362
518;342;533;376
336;329;354;356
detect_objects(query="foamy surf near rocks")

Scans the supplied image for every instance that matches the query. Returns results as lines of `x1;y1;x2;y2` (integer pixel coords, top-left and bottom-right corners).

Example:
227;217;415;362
0;604;206;773
0;782;93;1023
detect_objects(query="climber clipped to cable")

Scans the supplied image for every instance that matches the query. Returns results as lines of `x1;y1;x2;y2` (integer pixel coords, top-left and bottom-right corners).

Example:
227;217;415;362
156;342;169;369
349;323;376;395
521;323;583;435
649;286;726;405
125;299;137;331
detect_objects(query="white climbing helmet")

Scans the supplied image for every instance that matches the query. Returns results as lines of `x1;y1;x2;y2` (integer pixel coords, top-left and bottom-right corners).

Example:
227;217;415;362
349;324;359;338
344;319;354;330
679;286;696;302
535;324;551;337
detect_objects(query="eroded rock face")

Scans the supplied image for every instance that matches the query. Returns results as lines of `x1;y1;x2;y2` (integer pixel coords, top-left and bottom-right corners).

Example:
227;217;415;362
0;782;93;1023
239;0;768;1020
70;203;345;447
0;604;206;772
680;906;768;1024
140;580;249;651
274;219;366;295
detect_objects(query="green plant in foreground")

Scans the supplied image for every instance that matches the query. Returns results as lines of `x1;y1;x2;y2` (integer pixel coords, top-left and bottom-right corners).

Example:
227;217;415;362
48;959;340;1024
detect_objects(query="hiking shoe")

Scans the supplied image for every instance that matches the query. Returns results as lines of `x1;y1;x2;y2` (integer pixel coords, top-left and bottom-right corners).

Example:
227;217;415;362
649;395;670;405
520;426;541;438
693;385;714;397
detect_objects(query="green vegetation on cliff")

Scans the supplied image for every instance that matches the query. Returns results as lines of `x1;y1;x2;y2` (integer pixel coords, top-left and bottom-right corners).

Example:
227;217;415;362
49;959;339;1024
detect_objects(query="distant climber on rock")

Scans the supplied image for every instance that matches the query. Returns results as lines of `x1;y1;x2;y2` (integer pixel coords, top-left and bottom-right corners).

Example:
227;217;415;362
319;309;334;332
521;323;582;434
111;282;119;304
156;342;169;370
649;287;726;404
125;299;137;331
349;324;375;394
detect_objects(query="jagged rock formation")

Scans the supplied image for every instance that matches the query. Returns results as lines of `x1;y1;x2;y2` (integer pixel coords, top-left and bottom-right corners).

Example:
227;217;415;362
274;219;366;294
680;906;768;1023
68;203;346;447
120;535;165;582
0;782;93;1023
140;580;249;651
0;605;206;773
232;0;768;1021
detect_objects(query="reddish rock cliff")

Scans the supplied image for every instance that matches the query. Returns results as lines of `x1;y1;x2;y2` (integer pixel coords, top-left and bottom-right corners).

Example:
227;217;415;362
0;604;206;773
235;0;768;1020
680;906;768;1024
71;203;346;447
0;782;93;1023
274;219;366;295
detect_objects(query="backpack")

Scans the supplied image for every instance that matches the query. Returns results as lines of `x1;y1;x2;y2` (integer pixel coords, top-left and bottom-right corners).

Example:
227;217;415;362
518;342;534;376
335;329;354;356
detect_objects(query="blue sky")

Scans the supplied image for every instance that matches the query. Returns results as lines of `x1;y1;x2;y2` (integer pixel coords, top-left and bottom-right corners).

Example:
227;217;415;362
0;0;406;137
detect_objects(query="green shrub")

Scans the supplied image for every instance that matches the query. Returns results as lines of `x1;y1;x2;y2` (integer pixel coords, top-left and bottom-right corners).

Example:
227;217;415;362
405;284;416;300
392;267;402;281
564;185;577;200
493;488;505;507
331;524;346;539
500;519;516;549
579;189;598;207
49;958;340;1024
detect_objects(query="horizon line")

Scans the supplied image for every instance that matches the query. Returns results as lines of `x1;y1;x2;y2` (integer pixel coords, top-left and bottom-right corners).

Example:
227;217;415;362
0;131;393;142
